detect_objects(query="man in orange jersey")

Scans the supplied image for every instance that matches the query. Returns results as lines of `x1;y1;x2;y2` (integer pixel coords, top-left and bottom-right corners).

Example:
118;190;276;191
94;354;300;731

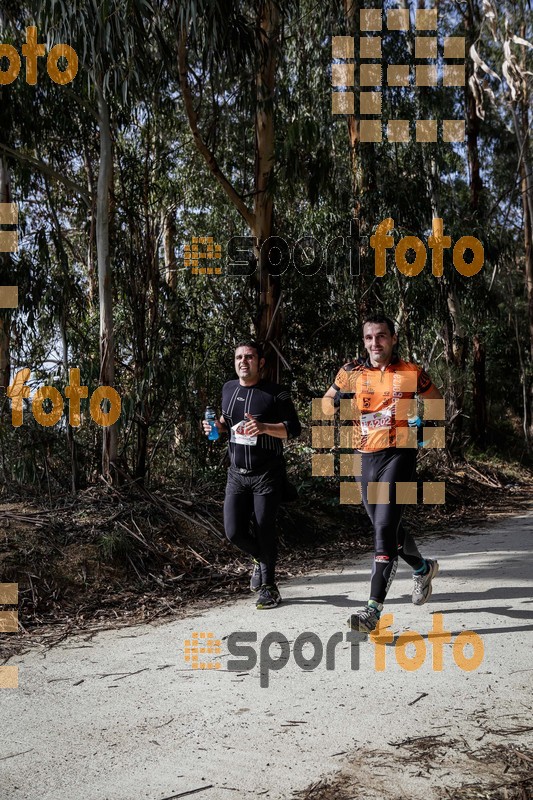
322;314;443;633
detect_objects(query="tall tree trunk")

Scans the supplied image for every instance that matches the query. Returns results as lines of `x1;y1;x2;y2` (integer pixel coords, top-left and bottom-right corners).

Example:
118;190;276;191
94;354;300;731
395;273;414;360
163;209;177;291
83;139;98;309
344;0;379;322
426;146;466;455
252;0;280;377
178;9;281;378
472;334;487;446
432;184;467;454
519;138;533;442
0;155;12;391
344;0;362;206
514;32;533;443
96;84;118;482
44;169;81;494
442;278;467;455
465;0;482;211
60;315;79;492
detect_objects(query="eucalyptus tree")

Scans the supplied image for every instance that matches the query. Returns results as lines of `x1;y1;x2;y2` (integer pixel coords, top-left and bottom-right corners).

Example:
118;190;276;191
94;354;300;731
469;0;533;443
38;0;156;480
156;0;297;376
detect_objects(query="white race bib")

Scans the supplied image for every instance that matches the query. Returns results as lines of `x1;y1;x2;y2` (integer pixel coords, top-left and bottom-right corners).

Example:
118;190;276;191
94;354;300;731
360;407;392;435
231;421;258;446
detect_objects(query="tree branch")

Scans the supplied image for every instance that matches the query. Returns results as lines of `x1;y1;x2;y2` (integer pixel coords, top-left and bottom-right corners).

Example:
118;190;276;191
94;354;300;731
177;28;255;230
0;142;90;206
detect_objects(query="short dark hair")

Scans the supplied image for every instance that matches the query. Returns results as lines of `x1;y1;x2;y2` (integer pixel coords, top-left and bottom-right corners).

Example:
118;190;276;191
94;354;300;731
362;314;396;337
235;340;264;360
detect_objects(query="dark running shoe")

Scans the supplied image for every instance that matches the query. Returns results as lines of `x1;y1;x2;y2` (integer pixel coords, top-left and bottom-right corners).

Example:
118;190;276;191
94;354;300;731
256;584;282;609
347;605;381;633
250;559;262;592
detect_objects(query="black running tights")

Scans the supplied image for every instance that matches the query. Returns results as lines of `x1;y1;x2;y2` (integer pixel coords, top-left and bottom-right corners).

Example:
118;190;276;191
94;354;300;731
223;465;283;585
358;448;425;603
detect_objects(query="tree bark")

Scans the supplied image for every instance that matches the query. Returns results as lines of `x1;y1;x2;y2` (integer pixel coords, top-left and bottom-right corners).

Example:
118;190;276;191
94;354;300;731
96;83;118;482
83;138;98;308
443;278;467;454
425;146;466;455
514;32;533;443
252;0;280;374
177;30;254;229
465;0;482;211
344;0;362;206
472;334;487;447
60;314;79;492
163;208;177;291
0;155;12;392
178;5;281;378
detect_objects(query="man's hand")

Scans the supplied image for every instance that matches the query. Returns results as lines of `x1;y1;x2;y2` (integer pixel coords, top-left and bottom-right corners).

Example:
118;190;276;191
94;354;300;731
243;412;265;436
202;418;226;436
241;413;288;439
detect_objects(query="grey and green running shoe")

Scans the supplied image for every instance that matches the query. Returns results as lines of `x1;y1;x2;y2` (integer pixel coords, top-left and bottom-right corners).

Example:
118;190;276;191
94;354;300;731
412;558;439;605
256;584;282;609
347;605;381;633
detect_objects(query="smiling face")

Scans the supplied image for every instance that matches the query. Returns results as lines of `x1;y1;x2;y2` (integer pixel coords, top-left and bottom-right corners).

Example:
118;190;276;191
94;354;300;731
234;345;264;385
363;322;397;367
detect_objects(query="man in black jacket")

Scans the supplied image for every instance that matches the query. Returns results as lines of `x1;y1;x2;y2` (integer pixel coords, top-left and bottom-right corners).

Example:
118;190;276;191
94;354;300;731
203;342;301;609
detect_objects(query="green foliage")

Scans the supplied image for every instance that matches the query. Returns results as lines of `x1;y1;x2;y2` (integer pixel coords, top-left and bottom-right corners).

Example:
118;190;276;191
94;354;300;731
0;0;531;491
98;528;133;563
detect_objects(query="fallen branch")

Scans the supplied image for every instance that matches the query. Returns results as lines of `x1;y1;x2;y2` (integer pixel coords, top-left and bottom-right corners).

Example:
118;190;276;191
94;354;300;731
408;692;429;706
389;733;446;747
159;786;214;800
0;749;34;761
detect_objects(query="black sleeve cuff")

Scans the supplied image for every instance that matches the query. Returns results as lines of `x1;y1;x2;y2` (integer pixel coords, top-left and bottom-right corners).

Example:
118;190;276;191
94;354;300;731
282;420;301;439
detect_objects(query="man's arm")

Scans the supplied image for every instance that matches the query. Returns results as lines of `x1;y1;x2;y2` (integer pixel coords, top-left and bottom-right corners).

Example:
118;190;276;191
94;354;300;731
322;363;353;416
321;386;337;417
419;384;442;401
416;366;443;402
243;415;289;439
243;386;302;440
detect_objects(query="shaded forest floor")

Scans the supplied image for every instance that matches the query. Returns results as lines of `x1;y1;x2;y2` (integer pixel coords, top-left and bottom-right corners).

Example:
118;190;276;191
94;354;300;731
1;451;532;659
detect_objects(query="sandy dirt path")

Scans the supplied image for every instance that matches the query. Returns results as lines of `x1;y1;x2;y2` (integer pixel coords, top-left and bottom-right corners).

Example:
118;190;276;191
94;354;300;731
2;507;532;800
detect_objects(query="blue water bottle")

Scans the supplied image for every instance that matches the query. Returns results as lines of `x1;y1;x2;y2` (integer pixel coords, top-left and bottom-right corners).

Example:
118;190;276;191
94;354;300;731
205;407;219;441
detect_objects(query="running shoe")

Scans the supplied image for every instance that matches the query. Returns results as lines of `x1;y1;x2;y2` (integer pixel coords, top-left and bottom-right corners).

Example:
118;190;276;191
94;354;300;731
256;584;282;609
412;558;439;605
347;605;381;633
250;559;262;592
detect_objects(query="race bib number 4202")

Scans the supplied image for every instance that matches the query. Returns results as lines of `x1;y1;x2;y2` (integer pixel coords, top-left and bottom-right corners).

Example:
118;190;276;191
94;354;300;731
360;408;392;435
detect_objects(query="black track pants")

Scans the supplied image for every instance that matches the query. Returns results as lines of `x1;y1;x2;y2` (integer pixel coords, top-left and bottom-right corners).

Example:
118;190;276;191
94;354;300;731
357;448;425;603
223;464;284;585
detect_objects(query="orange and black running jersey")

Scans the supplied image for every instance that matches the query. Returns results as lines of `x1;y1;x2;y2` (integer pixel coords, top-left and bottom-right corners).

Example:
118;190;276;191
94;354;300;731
332;355;435;452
